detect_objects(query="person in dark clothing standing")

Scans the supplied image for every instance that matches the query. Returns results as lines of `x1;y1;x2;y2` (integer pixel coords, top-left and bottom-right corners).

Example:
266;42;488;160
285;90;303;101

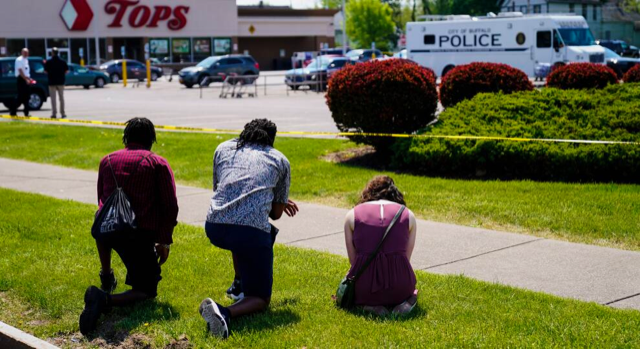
11;48;33;117
79;117;179;336
44;48;69;119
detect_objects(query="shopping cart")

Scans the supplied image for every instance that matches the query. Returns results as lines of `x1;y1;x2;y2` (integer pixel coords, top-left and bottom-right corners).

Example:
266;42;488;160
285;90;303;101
220;74;258;98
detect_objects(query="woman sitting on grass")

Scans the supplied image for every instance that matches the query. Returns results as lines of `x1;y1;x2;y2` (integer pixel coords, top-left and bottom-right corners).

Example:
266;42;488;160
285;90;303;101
344;175;418;316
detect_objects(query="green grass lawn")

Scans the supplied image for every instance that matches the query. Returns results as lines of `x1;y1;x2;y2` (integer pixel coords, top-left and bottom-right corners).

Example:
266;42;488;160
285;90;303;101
1;188;639;347
1;122;640;252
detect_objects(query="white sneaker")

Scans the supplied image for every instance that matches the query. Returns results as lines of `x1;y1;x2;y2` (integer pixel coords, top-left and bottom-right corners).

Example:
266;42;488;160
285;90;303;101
199;298;229;339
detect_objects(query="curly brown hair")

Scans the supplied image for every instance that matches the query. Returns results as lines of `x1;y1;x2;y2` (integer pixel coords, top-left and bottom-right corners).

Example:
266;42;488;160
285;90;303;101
358;175;406;205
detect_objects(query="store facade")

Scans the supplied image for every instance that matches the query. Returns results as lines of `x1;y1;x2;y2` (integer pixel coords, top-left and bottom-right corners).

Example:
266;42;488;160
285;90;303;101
0;0;337;70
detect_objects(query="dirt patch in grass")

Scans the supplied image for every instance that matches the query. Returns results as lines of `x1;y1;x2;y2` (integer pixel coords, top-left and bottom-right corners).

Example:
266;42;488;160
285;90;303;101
48;331;192;349
321;146;390;170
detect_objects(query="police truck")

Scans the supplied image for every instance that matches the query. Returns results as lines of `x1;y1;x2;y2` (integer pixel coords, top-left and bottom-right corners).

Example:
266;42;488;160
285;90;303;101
406;12;605;77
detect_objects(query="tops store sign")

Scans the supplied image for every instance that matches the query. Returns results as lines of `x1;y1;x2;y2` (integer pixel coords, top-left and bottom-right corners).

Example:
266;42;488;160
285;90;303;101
60;0;190;31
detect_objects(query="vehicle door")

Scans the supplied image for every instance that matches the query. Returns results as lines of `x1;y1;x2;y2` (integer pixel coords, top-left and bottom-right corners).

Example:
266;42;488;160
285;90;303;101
534;30;554;66
225;58;244;76
29;59;48;89
0;60;15;100
75;65;93;85
128;61;144;78
552;30;567;61
65;64;78;85
211;58;229;78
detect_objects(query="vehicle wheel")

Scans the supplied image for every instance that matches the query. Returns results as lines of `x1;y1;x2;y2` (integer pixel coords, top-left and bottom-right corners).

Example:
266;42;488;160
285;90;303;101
441;65;455;78
28;91;44;110
95;77;106;88
151;72;159;81
242;72;256;84
83;85;91;89
198;75;210;87
110;74;120;83
184;83;194;89
289;85;299;90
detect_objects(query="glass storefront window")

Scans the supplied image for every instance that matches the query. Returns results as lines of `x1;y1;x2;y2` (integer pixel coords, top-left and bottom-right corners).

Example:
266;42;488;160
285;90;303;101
193;38;211;62
47;38;69;49
70;38;88;64
149;38;170;63
214;38;232;55
7;39;26;57
172;38;191;63
88;38;107;66
27;39;46;58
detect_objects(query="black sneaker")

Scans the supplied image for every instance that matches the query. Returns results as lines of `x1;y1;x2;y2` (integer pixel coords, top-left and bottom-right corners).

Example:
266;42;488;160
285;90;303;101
99;269;117;294
226;279;244;301
79;286;108;336
199;298;229;339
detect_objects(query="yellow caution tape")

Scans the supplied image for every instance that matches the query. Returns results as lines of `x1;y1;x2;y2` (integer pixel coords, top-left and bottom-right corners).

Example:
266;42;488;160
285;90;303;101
1;114;639;145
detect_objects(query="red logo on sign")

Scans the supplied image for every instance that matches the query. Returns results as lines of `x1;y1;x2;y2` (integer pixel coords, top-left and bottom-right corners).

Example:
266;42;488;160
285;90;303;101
60;0;94;31
105;0;190;30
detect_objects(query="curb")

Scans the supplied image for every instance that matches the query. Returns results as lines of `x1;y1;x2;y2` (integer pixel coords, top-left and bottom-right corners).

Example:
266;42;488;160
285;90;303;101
0;321;59;349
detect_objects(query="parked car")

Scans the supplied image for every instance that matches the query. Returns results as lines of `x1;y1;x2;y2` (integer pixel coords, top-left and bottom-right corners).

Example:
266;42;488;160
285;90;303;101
98;59;163;83
178;55;259;88
285;55;347;91
0;56;49;111
326;57;355;79
346;49;384;62
393;49;407;59
603;46;640;78
65;63;109;89
597;40;640;58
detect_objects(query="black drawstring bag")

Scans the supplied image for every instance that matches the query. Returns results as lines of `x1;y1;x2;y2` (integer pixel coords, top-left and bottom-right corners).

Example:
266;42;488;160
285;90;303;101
91;154;149;243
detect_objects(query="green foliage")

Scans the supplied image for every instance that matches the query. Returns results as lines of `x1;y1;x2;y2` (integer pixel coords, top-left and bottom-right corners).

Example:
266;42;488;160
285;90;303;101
392;84;640;183
346;0;396;50
2;189;640;347
450;0;502;15
2;122;640;250
319;0;342;9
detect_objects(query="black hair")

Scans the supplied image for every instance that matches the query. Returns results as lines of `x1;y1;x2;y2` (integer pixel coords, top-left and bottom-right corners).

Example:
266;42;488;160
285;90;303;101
122;117;156;149
236;119;277;149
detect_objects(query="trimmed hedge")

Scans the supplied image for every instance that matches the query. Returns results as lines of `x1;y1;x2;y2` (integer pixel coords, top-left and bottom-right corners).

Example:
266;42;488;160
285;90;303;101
326;59;438;151
623;64;640;83
391;84;640;183
439;62;533;108
546;63;618;90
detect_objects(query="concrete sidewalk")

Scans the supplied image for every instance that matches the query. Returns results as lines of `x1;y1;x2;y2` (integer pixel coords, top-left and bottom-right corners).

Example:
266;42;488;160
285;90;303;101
1;157;639;311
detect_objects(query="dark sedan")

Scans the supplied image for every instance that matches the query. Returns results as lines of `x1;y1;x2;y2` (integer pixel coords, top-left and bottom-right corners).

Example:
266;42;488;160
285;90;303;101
98;59;163;83
604;47;640;78
178;55;259;88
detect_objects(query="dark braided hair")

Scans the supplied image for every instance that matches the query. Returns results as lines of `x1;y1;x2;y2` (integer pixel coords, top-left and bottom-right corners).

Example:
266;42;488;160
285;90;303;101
122;117;156;149
236;119;277;149
358;175;406;205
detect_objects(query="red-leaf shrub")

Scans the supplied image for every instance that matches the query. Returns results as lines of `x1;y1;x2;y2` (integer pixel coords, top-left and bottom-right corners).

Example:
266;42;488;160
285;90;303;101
326;59;438;152
546;62;618;90
623;64;640;83
439;62;533;108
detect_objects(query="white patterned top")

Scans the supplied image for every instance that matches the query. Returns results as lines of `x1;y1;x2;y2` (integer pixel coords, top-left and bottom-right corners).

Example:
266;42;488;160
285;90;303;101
206;139;290;233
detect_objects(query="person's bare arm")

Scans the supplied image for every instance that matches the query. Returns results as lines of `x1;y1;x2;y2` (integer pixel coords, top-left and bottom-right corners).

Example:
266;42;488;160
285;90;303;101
270;203;285;220
344;209;356;265
406;210;417;260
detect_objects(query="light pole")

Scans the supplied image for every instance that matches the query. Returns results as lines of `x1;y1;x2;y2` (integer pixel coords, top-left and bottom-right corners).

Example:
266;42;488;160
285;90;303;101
342;0;347;55
93;0;101;66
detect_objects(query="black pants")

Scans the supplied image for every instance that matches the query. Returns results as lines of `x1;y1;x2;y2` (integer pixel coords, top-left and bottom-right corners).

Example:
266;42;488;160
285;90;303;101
11;78;30;116
108;233;162;297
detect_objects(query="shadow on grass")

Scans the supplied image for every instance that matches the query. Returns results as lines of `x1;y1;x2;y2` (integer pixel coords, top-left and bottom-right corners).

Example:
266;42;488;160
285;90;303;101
86;300;180;345
230;298;302;335
347;304;428;322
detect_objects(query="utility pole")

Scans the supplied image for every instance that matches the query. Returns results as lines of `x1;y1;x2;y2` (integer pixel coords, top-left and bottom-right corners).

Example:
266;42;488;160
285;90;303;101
342;0;347;54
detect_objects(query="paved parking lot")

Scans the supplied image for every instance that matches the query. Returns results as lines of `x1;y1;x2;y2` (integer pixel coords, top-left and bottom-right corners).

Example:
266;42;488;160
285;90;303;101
1;73;338;133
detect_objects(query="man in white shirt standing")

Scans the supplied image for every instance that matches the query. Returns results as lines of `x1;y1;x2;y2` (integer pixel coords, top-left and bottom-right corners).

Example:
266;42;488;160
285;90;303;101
12;48;34;117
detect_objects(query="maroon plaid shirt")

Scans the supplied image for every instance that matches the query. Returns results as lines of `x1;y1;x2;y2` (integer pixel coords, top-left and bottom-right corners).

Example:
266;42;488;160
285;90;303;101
97;144;179;244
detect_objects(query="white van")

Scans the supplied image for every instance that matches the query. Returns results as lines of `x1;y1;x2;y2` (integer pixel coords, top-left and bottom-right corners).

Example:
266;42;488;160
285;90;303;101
406;13;605;77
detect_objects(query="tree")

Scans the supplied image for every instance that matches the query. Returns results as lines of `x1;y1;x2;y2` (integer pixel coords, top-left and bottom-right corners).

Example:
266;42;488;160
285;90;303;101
319;0;342;9
346;0;396;50
450;0;502;15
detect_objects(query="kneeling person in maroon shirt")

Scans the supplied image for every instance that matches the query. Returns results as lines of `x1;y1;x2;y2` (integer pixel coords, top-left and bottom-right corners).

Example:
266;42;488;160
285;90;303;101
80;117;179;336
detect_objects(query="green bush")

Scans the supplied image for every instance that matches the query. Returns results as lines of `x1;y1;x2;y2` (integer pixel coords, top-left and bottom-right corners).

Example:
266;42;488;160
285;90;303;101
391;84;640;183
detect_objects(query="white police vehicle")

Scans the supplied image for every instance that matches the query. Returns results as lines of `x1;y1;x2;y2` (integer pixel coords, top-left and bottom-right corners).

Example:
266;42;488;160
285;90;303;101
406;12;605;77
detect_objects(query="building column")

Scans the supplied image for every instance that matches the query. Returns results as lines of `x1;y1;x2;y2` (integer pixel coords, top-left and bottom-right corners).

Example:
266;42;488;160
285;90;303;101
106;37;114;60
232;36;239;53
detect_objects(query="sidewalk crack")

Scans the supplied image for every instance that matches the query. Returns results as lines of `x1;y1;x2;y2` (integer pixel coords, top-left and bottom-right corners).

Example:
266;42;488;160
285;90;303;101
421;238;545;270
603;293;640;306
284;231;343;245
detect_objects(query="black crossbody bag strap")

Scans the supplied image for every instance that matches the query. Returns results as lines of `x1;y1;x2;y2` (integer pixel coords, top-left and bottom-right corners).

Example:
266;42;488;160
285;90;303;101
351;205;406;281
107;153;152;190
